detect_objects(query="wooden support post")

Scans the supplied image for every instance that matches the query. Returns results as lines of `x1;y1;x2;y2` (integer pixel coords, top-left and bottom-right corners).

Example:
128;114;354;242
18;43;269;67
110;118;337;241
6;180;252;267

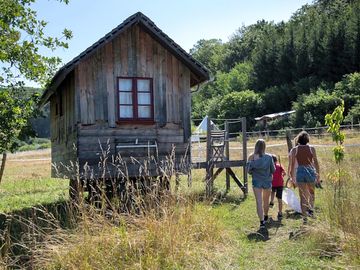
206;116;213;197
226;168;246;193
225;120;230;191
242;117;248;194
0;152;7;184
286;130;293;152
213;168;225;182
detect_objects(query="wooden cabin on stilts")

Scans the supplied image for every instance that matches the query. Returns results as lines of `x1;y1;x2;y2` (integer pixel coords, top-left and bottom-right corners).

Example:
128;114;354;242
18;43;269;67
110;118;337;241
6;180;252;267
39;12;210;200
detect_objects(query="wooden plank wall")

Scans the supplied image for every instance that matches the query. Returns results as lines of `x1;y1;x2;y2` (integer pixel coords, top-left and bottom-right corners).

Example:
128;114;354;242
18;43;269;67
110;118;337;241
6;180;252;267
75;25;191;129
50;72;77;177
71;25;192;173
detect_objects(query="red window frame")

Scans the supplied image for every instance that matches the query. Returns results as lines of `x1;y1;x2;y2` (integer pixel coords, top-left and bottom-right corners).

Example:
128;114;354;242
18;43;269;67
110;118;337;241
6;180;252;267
117;77;154;124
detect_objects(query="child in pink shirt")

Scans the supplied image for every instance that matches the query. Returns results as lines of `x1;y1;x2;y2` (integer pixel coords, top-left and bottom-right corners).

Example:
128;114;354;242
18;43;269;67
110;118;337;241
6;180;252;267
269;155;286;220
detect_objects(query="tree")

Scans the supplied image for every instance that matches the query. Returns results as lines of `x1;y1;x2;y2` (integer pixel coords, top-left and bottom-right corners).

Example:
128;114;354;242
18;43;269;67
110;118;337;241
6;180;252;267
208;90;264;131
0;89;38;182
333;72;360;113
215;62;253;94
277;26;296;85
189;39;224;75
291;89;342;127
0;0;72;182
296;29;311;79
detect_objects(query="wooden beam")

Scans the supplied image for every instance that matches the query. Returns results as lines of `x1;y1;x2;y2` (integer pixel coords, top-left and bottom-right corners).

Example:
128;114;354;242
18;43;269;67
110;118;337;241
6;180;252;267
206;116;213;197
192;160;246;169
212;167;224;182
105;43;116;127
242;117;248;194
226;168;246;193
225;120;230;191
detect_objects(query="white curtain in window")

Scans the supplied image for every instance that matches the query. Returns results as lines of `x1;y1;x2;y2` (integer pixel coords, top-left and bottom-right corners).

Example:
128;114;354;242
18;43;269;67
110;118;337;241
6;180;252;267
119;79;132;91
119;106;133;118
137;93;151;105
137;79;150;92
119;92;132;104
138;106;151;118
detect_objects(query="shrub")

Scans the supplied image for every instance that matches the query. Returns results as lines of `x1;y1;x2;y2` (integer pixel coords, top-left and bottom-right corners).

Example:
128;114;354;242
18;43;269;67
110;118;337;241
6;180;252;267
291;89;342;127
208;90;263;131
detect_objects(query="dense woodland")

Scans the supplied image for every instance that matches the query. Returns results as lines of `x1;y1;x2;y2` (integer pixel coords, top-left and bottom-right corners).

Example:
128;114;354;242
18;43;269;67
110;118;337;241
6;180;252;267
190;0;360;130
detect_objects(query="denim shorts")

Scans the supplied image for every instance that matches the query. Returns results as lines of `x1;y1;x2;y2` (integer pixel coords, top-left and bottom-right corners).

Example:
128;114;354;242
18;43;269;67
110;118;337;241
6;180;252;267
252;179;272;189
296;165;316;183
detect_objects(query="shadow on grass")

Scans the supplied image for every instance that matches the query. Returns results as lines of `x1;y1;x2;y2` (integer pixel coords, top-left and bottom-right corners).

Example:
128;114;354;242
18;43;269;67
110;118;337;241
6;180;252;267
247;228;270;242
0;199;76;267
266;218;284;229
187;189;246;209
285;210;302;220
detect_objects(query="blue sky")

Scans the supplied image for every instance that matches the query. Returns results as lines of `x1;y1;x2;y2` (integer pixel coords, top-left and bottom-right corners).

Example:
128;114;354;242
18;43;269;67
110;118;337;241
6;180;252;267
33;0;313;66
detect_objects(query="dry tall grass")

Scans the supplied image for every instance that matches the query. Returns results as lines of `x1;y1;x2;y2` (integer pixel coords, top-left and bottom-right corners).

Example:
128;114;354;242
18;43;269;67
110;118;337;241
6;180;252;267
0;145;234;269
1;195;230;269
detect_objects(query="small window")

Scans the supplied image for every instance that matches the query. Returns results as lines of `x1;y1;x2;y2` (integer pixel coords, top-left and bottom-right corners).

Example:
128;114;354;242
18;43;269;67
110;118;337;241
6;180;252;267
118;77;153;122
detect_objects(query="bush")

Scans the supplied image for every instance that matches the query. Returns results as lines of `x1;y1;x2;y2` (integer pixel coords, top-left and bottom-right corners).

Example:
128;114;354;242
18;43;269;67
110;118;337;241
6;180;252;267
17;137;50;152
344;103;360;124
291;89;342;127
262;84;294;113
333;72;360;114
208;90;264;131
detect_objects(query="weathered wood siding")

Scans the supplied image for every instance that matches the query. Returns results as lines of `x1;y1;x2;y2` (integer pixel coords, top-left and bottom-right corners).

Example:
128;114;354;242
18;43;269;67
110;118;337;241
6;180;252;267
75;25;191;129
50;72;77;177
73;25;192;175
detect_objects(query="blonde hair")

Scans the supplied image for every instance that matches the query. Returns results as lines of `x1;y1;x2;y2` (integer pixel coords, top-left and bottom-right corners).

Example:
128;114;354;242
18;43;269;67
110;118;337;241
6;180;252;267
254;139;266;157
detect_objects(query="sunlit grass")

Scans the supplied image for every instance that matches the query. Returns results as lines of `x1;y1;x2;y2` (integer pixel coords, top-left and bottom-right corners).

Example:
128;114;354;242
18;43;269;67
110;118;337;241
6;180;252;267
0;132;359;269
0;150;68;212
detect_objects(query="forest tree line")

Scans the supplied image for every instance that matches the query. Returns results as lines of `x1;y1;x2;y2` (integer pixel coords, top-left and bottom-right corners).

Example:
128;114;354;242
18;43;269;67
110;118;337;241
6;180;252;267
190;0;360;130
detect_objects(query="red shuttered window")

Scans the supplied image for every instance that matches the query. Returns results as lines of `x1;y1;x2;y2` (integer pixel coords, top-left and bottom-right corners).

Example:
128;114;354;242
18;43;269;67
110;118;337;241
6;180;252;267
118;77;154;123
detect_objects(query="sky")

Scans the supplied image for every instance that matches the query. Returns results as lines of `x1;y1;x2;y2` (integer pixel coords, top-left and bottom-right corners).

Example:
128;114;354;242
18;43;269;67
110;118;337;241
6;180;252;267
32;0;313;65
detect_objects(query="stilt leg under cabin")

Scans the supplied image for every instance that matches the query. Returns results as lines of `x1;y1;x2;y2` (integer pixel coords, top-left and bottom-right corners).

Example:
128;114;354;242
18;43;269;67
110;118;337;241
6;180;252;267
192;117;248;197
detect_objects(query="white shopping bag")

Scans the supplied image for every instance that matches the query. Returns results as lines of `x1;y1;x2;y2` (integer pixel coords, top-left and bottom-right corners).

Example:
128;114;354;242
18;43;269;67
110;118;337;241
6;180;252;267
282;188;301;213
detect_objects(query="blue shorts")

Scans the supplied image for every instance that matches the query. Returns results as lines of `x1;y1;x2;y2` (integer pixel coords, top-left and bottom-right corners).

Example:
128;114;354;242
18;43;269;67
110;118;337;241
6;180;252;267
252;179;272;189
296;165;316;183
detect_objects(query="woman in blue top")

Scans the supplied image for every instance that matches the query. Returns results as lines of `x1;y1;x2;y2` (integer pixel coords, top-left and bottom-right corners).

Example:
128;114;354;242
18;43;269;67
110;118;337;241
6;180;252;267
248;139;276;229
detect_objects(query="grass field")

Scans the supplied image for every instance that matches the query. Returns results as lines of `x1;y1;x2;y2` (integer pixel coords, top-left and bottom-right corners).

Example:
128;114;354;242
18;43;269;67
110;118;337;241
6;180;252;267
0;133;359;269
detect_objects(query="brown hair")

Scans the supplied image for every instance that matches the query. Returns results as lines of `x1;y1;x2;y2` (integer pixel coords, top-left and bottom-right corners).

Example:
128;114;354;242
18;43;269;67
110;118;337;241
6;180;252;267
297;131;310;145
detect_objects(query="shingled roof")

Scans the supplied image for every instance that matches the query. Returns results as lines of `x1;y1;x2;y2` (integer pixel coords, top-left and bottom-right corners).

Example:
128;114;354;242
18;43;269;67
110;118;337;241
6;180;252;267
40;12;210;106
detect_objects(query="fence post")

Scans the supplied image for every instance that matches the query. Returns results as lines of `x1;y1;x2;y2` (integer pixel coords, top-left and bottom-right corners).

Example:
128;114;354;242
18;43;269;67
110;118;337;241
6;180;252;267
206;117;213;197
242;117;248;194
225;120;230;191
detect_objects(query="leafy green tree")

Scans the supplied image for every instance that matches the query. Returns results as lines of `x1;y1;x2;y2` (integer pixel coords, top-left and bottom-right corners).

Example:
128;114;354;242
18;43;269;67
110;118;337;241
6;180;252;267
292;89;342;127
333;72;360;117
0;0;72;182
345;103;360;124
0;90;39;182
189;39;225;75
223;20;270;71
262;84;294;114
325;100;345;202
208;90;264;131
215;62;253;94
